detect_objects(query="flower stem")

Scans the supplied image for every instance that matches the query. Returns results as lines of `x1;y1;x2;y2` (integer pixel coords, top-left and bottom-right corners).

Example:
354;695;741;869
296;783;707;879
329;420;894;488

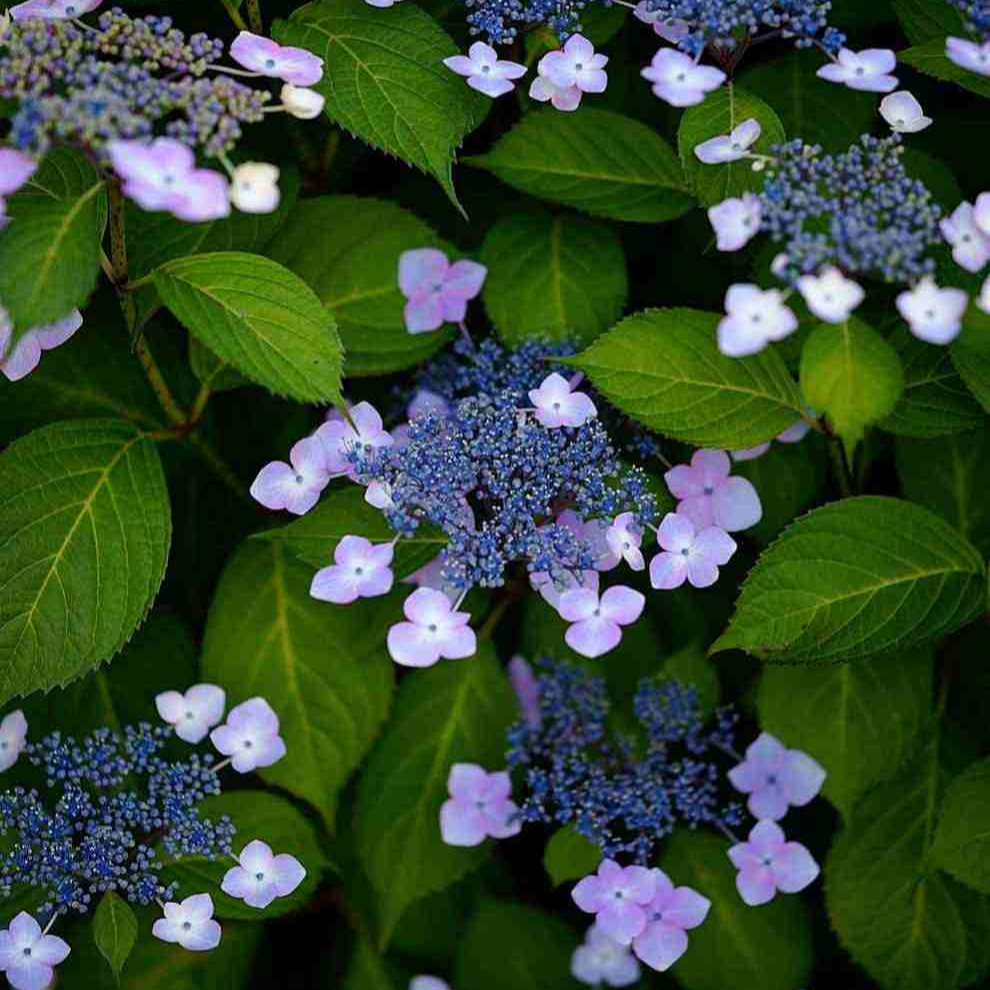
218;0;248;31
829;437;854;497
245;0;264;34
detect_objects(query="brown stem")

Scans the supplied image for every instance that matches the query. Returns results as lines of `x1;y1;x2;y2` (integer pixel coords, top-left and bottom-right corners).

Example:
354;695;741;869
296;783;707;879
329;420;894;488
245;0;264;33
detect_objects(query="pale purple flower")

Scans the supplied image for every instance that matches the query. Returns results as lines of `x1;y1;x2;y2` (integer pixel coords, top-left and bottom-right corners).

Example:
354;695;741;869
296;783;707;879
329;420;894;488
229;31;324;85
941;202;990;273
572;923;641;987
10;0;101;19
633;1;690;42
879;91;932;133
229;162;280;214
410;979;449;990
728;820;820;906
155;684;226;744
975;190;990;236
631;869;710;973
649;512;736;590
605;512;645;572
529;372;598;428
443;42;527;98
280;83;326;120
210;697;286;773
398;248;487;334
439;763;522;846
731;419;811;461
558;585;645;658
310;535;395;604
530;566;599;612
708;193;762;252
896;276;968;345
0;913;70;990
557;510;616;570
728;732;826;821
796;265;865;323
0;148;37;198
694;118;761;164
641;49;725;107
817;48;898;92
408;388;450;420
387;587;476;667
508;655;541;729
665;449;763;532
539;34;608;93
364;479;394;510
529;73;583;111
980;274;990;314
221;840;306;909
0;710;27;773
249;436;330;515
946;36;990;77
315;401;393;479
571;860;657;945
152;894;221;952
0;309;82;383
717;283;798;357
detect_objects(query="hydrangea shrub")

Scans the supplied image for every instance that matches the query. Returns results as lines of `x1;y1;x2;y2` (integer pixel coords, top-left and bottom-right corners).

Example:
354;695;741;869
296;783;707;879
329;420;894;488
1;1;990;989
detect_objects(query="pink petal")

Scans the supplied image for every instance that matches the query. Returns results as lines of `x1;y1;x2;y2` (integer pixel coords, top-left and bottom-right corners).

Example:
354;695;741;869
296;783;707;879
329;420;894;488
780;750;827;806
664;464;703;499
711;476;762;531
599;586;645;625
468;74;516;98
310;565;359;604
663;887;711;930
572;874;607;913
657;511;695;552
387;622;441;667
685;555;719;589
564;34;596;60
579;68;608;93
692;526;737;565
404;587;453;624
249;461;296;510
448;763;488;799
443;55;476;77
649;551;688;590
271;853;306;896
745;732;787;771
692;449;731;487
557;587;600;622
772;843;820;893
748;820;786;856
597;901;648;946
735;865;777;906
747;785;791;822
34;310;82;350
437;623;477;660
404;294;445;334
566;617;622;658
484;798;522;838
0;332;42;381
443;259;487;300
494;60;528;80
440;294;469;323
632;922;688;971
155;690;186;724
624;865;658;903
399;248;449;296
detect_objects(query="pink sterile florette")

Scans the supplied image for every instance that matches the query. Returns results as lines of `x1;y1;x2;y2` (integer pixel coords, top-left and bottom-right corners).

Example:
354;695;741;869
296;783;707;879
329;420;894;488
571;923;641;987
229;31;324;85
152;894;221;952
316;401;393;479
508;655;541;729
708;193;762;252
0;710;27;773
210;697;286;773
530;566;599;612
387;587;476;667
529;71;582;112
310;535;395;604
155;684;226;744
398;248;488;335
221;840;306;909
408;387;450;419
896;276;969;345
694;118;761;165
556;510;616;570
631;868;711;973
649;512;736;591
529;373;598;429
633;1;691;42
10;0;102;19
941;202;990;273
571;860;657;945
717;283;798;357
728;732;826;821
641;49;726;107
605;512;646;572
439;763;522;846
0;309;82;383
539;34;608;94
558;585;645;659
0;148;37;203
664;449;762;532
249;436;330;515
727;820;820;906
816;48;898;93
365;479;394;510
410;978;450;990
731;418;811;462
946;37;990;77
0;913;70;990
796;266;865;323
443;42;527;98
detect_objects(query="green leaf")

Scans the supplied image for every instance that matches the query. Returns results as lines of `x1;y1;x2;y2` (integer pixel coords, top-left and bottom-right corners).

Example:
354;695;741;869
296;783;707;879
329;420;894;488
881;327;985;438
712;497;986;663
93;892;138;981
354;642;516;946
272;0;488;210
901;39;990;98
952;306;990;413
564;308;803;447
800;318;904;449
677;82;785;207
188;337;249;393
659;640;722;716
932;756;990;894
256;485;444;580
454;900;580;990
466;109;694;223
161;790;328;920
479;210;627;347
343;935;398;990
0;420;171;704
267;196;453;376
891;0;966;43
153;251;343;404
543;827;602;887
758;646;933;819
658;830;812;990
897;430;990;556
0;178;104;329
200;541;395;827
18;146;109;234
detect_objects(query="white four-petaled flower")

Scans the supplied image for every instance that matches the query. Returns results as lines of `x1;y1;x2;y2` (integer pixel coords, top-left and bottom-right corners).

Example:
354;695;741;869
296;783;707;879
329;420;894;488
0;710;27;773
529;372;598;428
816;48;898;92
539;34;608;94
221;840;306;909
879;90;932;133
940;202;990;273
716;284;798;357
155;684;226;744
0;912;70;990
641;48;725;107
694;118;761;164
896;276;969;344
947;36;990;77
152;894;222;951
796;266;865;323
443;42;526;98
708;193;762;252
210;697;286;773
310;535;395;604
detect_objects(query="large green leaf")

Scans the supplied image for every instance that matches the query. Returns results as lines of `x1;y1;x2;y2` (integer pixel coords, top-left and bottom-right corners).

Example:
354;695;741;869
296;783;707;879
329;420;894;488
891;0;966;42
479;210;627;347
201;540;395;827
343;935;399;990
267;196;453;376
0;420;171;704
658;830;812;990
272;0;488;209
17;146;108;234
543;827;602;888
93;892;139;981
153;252;343;404
466;109;694;223
952;307;990;413
712;497;986;663
757;646;933;819
354;642;516;946
564;308;803;447
901;39;990;99
932;756;990;894
677;83;785;207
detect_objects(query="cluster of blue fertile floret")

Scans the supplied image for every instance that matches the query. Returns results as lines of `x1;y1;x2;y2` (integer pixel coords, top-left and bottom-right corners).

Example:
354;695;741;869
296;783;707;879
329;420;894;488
0;724;234;921
949;1;990;41
0;8;266;158
505;660;743;863
760;134;943;285
455;0;597;44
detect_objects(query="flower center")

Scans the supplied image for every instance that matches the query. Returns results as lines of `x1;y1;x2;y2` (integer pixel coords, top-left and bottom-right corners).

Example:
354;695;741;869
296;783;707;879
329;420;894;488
182;921;192;931
766;774;777;785
428;623;438;633
761;855;773;866
243;739;253;749
256;872;265;881
185;711;195;720
651;910;664;922
676;72;686;82
681;547;690;556
354;566;364;575
265;59;276;69
925;309;936;320
295;473;304;484
552;401;561;410
22;948;31;957
481;65;491;73
703;485;714;495
575;63;584;71
855;67;865;76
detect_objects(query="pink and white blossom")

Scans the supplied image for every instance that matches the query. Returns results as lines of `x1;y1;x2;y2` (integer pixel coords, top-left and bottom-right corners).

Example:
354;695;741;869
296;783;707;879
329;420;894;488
221;840;306;909
817;48;898;92
530;566;599;612
229;31;324;85
409;978;450;990
0;710;27;773
387;587;476;667
796;266;865;323
280;83;326;120
210;697;286;773
249;436;330;515
641;49;725;106
443;42;527;98
310;535;395;604
631;869;710;972
946;36;990;77
708;193;762;252
717;283;798;357
633;1;690;42
694;118;761;164
571;923;641;987
728;820;820;906
539;35;608;94
649;512;736;590
316;401;393;479
152;894;222;951
10;0;101;19
529;373;597;429
728;732;826;821
155;684;226;744
571;860;657;945
0;912;70;990
879;90;932;133
896;276;968;345
529;72;582;111
398;248;487;334
664;449;762;532
0;149;37;201
0;309;82;383
731;419;811;461
229;162;280;214
439;763;522;846
941;202;990;273
557;585;645;658
605;512;645;572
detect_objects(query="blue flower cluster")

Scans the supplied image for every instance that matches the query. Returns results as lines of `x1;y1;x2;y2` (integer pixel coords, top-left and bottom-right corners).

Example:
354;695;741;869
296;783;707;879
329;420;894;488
950;1;990;41
455;0;597;44
0;724;234;921
760;134;943;284
0;9;266;158
506;660;743;862
642;0;845;57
